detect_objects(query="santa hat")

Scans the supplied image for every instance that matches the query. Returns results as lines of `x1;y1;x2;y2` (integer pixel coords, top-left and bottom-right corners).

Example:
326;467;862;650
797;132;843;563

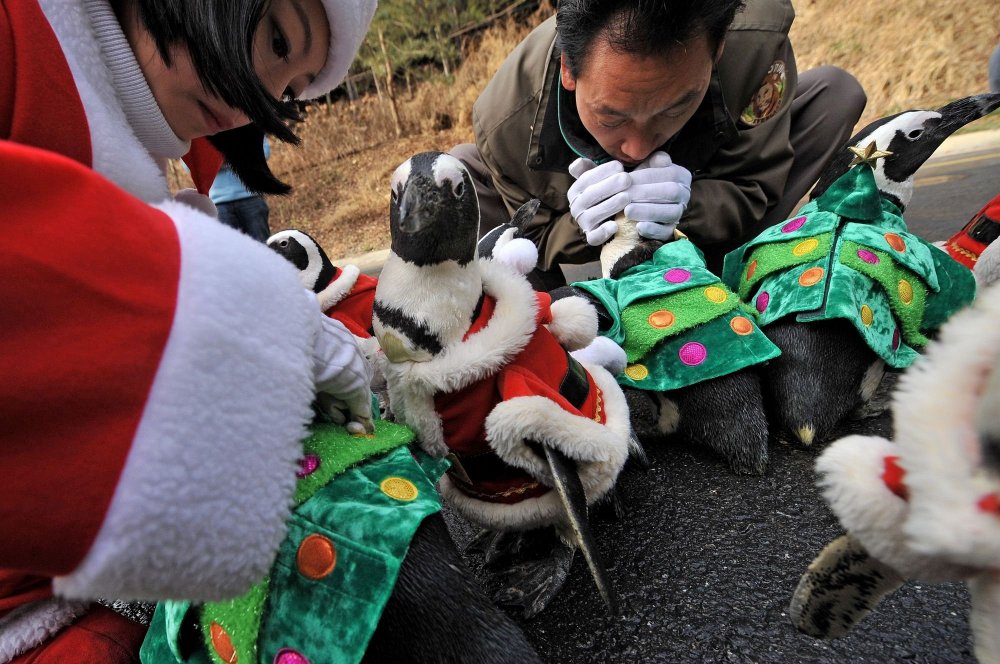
299;0;378;100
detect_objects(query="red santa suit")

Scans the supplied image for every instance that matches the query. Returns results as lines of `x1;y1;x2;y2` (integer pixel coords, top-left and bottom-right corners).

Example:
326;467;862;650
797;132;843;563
0;1;369;660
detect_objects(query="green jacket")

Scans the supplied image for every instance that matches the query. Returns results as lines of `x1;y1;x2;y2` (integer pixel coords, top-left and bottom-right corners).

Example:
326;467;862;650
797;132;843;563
472;1;797;271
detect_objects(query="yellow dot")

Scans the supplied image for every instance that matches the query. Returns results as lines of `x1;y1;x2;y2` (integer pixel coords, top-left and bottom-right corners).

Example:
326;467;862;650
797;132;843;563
648;310;675;329
624;364;649;381
746;260;758;281
860;305;874;326
704;286;728;303
730;316;754;335
381;477;418;501
792;238;819;256
798;267;824;287
898;279;913;304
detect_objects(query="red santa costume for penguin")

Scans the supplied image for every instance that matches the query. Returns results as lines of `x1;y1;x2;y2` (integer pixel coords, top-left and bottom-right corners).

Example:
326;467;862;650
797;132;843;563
0;0;375;661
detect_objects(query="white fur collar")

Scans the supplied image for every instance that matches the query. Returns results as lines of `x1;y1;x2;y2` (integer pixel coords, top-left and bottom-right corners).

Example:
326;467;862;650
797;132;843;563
317;264;361;312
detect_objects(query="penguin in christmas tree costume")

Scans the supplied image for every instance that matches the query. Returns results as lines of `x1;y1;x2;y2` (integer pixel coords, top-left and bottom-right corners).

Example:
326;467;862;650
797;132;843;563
563;217;780;475
722;92;1000;447
787;276;1000;663
374;151;632;618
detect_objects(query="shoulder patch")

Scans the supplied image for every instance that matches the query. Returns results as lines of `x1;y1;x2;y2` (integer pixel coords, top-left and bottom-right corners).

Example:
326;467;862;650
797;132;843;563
739;61;787;127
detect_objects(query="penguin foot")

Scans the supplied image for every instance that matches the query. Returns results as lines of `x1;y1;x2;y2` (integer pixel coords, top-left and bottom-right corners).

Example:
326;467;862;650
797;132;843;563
484;527;576;619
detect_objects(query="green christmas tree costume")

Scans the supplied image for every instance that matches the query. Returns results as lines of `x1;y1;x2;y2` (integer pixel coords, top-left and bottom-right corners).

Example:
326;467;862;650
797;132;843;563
721;164;976;368
139;419;447;664
574;238;780;391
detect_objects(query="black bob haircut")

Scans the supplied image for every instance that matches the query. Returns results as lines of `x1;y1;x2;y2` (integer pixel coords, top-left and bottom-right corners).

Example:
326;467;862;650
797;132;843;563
126;0;306;194
557;0;747;79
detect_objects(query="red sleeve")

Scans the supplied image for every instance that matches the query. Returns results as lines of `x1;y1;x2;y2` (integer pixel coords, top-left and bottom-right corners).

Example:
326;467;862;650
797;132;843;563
0;141;180;576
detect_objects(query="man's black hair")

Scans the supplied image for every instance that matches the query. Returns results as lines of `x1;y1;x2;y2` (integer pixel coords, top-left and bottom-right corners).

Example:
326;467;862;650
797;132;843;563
557;0;747;78
126;0;303;193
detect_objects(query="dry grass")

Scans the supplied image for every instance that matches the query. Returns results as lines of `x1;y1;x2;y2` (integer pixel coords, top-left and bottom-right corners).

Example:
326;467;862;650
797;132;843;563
176;1;1000;260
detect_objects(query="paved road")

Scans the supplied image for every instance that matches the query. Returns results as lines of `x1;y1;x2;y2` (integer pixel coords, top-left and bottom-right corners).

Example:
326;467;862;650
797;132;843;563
438;132;1000;663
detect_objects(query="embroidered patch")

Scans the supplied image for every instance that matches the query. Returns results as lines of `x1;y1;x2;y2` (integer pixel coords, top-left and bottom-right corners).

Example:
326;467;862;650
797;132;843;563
739;60;786;126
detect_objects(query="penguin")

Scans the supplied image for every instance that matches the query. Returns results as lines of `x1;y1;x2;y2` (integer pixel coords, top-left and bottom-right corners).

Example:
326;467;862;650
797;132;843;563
723;92;1000;447
374;151;632;618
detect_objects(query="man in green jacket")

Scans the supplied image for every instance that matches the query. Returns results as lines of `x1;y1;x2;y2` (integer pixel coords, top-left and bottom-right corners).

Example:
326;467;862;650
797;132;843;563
452;0;866;286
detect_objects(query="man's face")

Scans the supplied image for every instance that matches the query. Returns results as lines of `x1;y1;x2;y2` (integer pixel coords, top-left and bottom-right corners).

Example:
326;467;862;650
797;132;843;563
561;33;719;166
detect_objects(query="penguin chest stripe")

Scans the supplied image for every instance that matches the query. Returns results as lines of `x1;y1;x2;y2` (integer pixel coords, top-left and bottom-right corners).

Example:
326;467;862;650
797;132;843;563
374;302;443;355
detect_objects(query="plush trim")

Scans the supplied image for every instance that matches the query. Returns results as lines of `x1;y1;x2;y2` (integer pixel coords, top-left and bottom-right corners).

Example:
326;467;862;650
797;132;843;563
0;598;90;663
968;575;1000;664
547;296;598;351
570;336;627;375
493;237;538;276
892;282;1000;569
318;264;361;311
55;202;317;602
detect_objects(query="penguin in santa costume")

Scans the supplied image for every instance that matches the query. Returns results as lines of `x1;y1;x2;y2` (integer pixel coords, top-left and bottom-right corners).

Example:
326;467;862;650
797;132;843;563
374;152;632;617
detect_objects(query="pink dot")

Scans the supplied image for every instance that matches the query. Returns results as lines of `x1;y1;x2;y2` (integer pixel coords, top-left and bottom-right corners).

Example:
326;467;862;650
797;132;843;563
756;291;770;313
679;342;707;366
782;216;807;233
857;249;879;264
275;649;311;664
296;454;321;478
892;328;901;351
664;268;691;284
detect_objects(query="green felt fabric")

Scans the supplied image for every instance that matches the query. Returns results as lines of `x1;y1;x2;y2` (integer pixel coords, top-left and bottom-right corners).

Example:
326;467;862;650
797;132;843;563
140;421;446;664
575;238;779;391
721;164;976;368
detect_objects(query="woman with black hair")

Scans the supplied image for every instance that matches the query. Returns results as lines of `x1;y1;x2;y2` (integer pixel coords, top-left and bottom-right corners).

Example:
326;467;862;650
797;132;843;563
0;0;378;660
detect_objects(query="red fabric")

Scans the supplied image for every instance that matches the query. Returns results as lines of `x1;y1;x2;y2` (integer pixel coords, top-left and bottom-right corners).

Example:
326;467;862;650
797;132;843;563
944;192;1000;268
181;137;224;195
0;0;91;166
0;572;52;620
977;492;1000;515
328;271;378;338
9;604;149;664
881;455;909;501
0;142;180;578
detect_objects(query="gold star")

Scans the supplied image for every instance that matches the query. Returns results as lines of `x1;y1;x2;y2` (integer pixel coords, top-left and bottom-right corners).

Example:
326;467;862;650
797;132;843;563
848;141;893;167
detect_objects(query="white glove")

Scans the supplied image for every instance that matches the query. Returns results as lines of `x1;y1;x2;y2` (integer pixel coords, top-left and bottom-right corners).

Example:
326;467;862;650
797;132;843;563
567;158;629;246
625;151;692;241
310;295;375;432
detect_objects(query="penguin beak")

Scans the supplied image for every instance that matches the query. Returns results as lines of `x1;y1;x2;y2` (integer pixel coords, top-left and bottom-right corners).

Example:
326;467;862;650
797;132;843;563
397;184;428;235
927;93;1000;147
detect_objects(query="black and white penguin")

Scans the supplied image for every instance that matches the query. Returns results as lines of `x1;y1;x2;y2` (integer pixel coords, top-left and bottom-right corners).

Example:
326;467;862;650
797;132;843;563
267;229;365;315
752;92;1000;446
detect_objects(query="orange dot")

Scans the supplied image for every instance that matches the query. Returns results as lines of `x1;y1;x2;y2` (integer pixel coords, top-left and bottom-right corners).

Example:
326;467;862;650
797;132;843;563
885;233;906;252
730;316;754;335
704;286;728;303
793;238;819;256
746;260;758;280
210;622;238;664
381;477;418;501
898;279;913;304
647;310;675;329
297;534;337;580
860;305;874;326
798;267;824;287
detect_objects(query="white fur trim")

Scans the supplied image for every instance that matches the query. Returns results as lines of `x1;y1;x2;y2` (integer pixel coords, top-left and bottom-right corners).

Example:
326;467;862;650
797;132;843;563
492;237;538;275
55;202;317;602
968;575;1000;664
892;283;1000;570
173;188;218;217
317;264;361;312
547;296;597;351
571;336;627;375
0;598;89;663
300;0;378;100
974;239;1000;290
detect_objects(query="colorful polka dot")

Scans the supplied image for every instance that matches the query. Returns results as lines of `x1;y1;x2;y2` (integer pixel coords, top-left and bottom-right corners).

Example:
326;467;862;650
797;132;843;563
782;216;807;233
798;267;824;287
730;316;754;335
624;364;649;381
664;268;691;284
746;260;758;281
210;622;237;664
898;279;913;304
648;310;675;329
297;534;337;580
860;305;874;326
892;328;901;351
679;342;707;366
381;477;418;501
756;291;770;313
274;649;311;664
792;238;819;256
885;233;906;252
704;286;728;303
857;249;879;264
296;454;320;479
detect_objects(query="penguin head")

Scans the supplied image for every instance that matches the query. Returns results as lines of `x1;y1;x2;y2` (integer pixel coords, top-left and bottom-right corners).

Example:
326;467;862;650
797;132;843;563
389;152;480;267
266;229;335;292
811;92;1000;211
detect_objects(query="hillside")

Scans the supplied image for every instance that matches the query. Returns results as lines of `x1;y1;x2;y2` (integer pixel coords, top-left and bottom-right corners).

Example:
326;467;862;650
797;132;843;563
179;0;1000;260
